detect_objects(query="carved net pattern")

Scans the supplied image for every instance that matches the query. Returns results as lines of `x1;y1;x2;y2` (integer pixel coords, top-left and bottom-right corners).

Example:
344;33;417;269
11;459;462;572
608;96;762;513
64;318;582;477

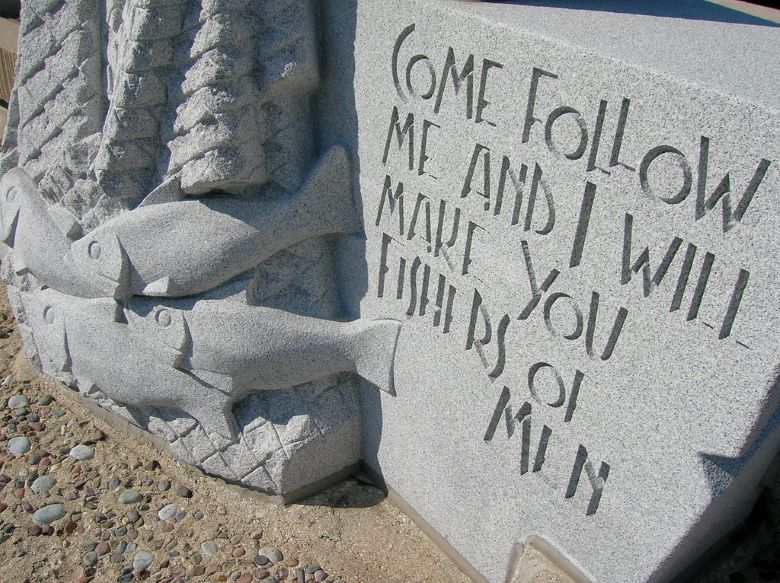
1;0;361;496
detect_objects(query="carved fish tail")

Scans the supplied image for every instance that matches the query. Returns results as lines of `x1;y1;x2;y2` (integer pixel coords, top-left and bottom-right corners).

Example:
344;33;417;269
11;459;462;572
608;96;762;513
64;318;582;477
353;319;402;395
188;395;238;441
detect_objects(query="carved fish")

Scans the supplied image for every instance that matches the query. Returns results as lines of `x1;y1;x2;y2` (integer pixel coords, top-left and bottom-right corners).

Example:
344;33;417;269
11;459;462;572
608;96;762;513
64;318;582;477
0;169;111;298
1;146;357;300
25;287;400;439
71;146;359;298
125;296;401;399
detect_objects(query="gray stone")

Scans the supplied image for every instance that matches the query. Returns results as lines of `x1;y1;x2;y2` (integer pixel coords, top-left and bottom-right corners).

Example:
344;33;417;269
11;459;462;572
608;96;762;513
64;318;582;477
119;490;142;504
7;394;28;408
201;540;218;557
258;547;283;564
132;550;154;572
7;436;30;456
32;503;66;525
157;503;177;521
82;551;98;567
0;0;382;502
30;475;56;494
5;1;779;582
69;444;94;461
336;1;780;583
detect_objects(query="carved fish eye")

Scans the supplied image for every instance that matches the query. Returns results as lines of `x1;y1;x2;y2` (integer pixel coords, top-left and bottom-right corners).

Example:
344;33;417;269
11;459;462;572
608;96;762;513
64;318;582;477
6;187;17;203
43;306;56;324
87;241;102;260
155;309;172;328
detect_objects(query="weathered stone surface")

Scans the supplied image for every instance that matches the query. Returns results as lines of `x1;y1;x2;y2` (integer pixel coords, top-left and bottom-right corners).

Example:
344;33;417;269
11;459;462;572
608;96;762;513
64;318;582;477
327;1;780;582
4;1;780;582
0;0;399;500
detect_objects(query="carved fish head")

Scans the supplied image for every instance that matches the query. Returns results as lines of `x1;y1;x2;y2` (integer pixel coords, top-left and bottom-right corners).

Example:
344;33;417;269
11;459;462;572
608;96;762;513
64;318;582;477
125;298;191;369
0;171;23;246
70;229;130;298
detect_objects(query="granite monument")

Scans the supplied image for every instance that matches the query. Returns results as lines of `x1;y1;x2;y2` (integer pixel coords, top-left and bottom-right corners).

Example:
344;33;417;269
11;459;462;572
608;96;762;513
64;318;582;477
2;1;780;582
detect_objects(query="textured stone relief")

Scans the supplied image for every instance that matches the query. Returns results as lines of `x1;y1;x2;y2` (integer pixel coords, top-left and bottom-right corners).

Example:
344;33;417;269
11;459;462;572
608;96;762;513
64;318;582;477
0;0;400;496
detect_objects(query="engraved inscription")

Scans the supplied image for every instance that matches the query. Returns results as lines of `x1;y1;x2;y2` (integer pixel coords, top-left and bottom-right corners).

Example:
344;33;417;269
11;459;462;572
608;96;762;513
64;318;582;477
372;22;775;517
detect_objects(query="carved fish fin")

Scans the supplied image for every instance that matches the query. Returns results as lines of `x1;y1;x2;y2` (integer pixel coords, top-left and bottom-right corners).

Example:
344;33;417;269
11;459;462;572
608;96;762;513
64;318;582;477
138;177;185;208
189;369;235;396
76;377;98;396
141;276;173;296
12;249;29;274
353;319;402;396
47;205;83;239
0;206;19;246
188;397;237;441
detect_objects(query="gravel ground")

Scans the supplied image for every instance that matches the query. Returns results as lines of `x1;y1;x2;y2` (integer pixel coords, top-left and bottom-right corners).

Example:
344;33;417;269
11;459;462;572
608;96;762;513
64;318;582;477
0;279;778;583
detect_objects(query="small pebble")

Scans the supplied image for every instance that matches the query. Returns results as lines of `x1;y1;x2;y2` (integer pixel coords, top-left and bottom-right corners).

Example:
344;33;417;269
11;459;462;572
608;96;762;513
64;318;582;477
236;575;252;583
176;485;192;498
201;540;218;557
8;395;28;408
158;503;177;521
69;444;94;461
158;480;171;492
305;564;320;574
32;503;66;524
314;570;327;582
259;548;283;563
108;478;120;490
133;550;154;571
96;542;110;556
82;551;98;567
8;436;31;456
37;395;53;406
90;429;106;442
30;475;56;494
232;547;246;558
119;490;142;504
